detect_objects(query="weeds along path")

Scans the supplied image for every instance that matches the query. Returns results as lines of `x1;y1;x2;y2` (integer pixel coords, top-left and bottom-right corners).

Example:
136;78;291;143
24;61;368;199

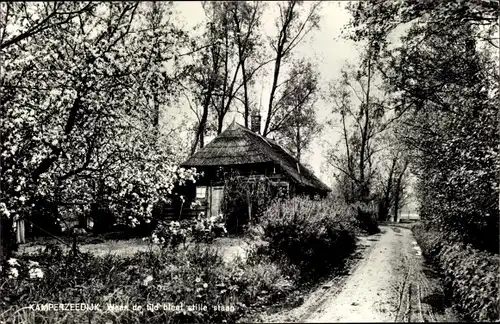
259;225;460;323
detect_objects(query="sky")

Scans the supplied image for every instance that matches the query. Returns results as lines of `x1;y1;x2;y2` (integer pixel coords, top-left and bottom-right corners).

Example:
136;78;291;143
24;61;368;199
168;1;362;188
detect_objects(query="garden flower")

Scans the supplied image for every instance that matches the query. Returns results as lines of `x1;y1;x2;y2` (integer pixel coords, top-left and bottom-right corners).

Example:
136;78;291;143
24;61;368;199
28;260;39;267
29;267;44;279
8;267;19;279
195;277;201;283
203;283;208;289
7;258;19;267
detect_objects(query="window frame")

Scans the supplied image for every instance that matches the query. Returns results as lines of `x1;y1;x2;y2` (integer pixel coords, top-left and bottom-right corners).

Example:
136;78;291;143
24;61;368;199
195;186;207;200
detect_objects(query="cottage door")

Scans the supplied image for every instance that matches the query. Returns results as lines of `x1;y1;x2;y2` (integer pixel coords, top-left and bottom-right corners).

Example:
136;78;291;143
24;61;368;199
210;186;224;217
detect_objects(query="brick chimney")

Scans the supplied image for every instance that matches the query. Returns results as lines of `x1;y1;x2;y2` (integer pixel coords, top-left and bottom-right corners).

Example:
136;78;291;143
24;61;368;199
251;113;261;134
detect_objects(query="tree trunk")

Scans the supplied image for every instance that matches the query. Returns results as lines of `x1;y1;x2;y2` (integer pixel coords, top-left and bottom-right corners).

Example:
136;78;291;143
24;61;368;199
393;160;409;222
296;120;301;161
191;94;210;155
0;216;16;265
242;60;250;128
264;53;282;137
217;114;224;135
393;191;401;223
359;52;372;203
380;155;397;220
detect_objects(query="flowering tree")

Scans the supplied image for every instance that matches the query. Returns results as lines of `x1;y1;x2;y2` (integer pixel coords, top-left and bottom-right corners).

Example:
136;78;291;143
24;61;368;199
0;2;198;262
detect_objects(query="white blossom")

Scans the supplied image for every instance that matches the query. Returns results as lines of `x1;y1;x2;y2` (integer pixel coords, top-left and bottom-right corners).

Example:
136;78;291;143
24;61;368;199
29;267;44;279
7;258;20;267
8;267;19;279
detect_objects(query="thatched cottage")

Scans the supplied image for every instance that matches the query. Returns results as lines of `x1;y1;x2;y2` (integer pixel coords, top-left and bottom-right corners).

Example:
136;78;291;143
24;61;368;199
170;116;330;219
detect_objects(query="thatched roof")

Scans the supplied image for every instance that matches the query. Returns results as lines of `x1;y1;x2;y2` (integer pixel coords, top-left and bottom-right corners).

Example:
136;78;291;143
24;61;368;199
181;121;331;193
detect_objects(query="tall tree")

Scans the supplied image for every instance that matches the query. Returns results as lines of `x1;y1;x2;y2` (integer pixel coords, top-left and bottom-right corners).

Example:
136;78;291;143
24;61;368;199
262;0;321;137
227;1;264;127
327;52;388;203
186;21;224;154
271;60;322;161
188;1;267;152
373;131;411;222
202;1;242;134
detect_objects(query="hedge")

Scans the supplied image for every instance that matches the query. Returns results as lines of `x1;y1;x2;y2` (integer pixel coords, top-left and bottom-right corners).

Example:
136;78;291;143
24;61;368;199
413;223;500;322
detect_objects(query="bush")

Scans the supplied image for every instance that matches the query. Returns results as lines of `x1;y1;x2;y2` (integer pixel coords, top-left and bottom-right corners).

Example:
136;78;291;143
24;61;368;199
413;223;500;322
149;215;227;250
353;202;380;235
259;196;357;282
221;173;273;234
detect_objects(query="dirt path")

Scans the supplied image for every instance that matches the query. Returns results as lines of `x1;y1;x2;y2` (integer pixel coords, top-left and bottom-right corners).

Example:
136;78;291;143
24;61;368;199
258;225;460;323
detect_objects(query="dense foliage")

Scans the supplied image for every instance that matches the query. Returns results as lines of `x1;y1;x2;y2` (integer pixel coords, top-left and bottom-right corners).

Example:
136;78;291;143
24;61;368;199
347;2;499;319
259;196;358;282
352;202;380;235
150;215;227;249
393;23;499;251
413;223;499;322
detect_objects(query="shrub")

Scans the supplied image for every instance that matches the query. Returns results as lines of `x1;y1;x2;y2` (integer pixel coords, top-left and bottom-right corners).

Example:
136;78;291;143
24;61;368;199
412;223;500;322
259;196;357;282
221;172;273;234
149;214;227;250
353;202;380;235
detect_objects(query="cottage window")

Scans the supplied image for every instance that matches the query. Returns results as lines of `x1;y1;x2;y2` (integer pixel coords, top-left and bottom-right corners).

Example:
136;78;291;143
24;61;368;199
196;186;207;199
272;181;289;198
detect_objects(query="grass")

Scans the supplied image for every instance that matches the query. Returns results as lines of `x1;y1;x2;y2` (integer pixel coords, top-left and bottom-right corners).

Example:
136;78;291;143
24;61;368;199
17;236;257;263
